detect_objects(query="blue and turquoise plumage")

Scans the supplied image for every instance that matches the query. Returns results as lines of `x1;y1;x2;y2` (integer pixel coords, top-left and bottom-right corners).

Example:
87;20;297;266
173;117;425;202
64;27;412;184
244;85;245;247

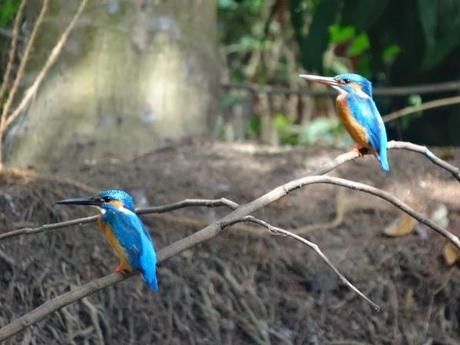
57;189;158;292
338;89;389;171
299;72;390;171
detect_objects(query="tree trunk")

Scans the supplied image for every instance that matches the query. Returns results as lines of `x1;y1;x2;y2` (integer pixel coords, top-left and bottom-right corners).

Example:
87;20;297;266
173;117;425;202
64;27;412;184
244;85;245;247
4;0;220;168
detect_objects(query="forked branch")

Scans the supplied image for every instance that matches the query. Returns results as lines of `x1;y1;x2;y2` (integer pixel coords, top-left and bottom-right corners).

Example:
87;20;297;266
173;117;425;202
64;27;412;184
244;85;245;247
1;140;458;242
3;0;88;130
0;140;459;340
1;174;459;340
0;198;238;241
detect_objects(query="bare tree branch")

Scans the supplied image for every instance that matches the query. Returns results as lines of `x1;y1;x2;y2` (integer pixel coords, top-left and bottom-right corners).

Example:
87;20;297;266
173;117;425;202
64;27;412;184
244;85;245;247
241;217;380;310
136;198;239;215
0;140;458;242
0;0;49;123
387;141;460;182
222;80;460;97
161;176;460;264
3;0;88;130
303;141;460;181
0;28;25;41
187;214;380;309
0;198;237;241
383;96;460;123
0;0;27;107
1;171;459;341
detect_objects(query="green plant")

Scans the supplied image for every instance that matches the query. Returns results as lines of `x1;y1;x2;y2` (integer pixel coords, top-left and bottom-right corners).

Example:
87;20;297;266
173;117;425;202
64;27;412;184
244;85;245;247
0;0;20;27
299;117;349;147
274;113;298;145
260;113;349;147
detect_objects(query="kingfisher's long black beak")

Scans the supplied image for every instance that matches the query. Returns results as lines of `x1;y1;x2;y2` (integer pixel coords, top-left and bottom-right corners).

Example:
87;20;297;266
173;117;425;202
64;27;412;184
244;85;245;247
299;74;341;87
56;197;98;206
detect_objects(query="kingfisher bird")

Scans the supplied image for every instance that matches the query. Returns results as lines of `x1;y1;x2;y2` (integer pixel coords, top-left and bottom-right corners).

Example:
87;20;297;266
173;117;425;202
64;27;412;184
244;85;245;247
57;189;158;292
299;73;389;171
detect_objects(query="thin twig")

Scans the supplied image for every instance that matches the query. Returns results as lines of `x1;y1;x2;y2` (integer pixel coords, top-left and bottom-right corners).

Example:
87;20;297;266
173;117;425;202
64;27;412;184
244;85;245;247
0;215;98;240
0;0;27;109
0;28;25;41
136;198;239;215
1;174;458;340
241;216;380;310
222;80;460;97
0;0;49;122
0;198;237;241
160;175;460;265
307;141;460;181
387;141;460;182
0;140;458;241
3;0;88;130
383;96;460;123
225;82;460;123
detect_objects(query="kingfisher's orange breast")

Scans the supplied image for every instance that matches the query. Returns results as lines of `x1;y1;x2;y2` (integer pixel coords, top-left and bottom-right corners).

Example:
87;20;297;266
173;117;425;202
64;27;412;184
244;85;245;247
97;219;131;270
336;96;370;149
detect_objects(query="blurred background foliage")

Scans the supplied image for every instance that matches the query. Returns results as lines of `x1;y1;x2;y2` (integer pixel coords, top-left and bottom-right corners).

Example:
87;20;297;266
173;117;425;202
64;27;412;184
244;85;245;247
1;0;460;148
0;0;19;27
218;0;460;146
0;0;20;104
0;0;20;61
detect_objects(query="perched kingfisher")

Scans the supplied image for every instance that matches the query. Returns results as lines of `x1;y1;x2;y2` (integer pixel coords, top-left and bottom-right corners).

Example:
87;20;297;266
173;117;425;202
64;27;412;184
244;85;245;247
299;73;389;171
57;189;158;292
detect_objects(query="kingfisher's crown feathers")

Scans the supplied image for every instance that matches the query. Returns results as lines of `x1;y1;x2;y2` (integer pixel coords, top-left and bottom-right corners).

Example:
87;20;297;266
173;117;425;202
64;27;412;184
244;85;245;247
335;73;373;96
98;189;135;211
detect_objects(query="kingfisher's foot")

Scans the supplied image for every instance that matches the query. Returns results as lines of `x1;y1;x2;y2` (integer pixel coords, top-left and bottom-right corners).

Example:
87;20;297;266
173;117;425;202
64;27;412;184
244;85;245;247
115;264;130;274
352;145;369;156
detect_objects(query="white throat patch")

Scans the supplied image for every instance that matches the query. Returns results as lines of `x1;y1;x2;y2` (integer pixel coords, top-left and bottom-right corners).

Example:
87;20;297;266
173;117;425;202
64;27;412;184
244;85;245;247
355;88;370;99
93;206;106;214
332;85;347;95
119;206;136;215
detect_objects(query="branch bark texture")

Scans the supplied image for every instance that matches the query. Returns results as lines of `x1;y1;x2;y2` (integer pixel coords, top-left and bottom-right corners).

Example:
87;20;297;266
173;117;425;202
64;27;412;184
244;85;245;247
0;141;459;341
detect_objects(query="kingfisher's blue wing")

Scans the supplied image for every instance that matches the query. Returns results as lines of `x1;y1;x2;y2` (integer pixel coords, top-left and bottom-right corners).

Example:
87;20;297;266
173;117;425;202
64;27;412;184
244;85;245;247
140;223;158;291
109;213;158;291
346;94;389;171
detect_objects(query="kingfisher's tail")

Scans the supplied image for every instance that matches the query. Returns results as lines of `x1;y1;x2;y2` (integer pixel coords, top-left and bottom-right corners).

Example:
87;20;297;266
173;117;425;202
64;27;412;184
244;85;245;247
378;147;390;172
143;269;158;292
140;241;158;292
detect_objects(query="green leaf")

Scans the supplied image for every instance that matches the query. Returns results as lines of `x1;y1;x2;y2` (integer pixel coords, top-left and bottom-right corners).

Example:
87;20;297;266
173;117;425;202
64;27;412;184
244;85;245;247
248;115;261;136
299;117;344;146
400;95;424;129
274;113;292;131
347;33;370;56
329;24;355;44
382;44;401;63
0;0;19;27
274;113;299;145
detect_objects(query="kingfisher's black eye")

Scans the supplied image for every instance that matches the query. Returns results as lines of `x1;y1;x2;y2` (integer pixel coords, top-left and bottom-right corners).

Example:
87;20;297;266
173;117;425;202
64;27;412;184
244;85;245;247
94;196;111;203
342;78;351;84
